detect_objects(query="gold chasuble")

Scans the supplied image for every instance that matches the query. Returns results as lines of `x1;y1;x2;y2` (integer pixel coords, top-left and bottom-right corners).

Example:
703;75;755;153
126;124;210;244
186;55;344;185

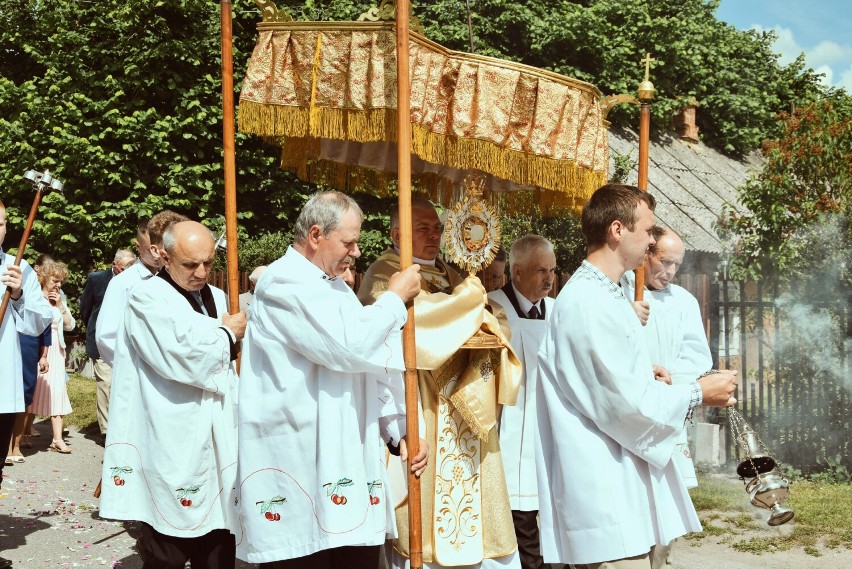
358;249;521;565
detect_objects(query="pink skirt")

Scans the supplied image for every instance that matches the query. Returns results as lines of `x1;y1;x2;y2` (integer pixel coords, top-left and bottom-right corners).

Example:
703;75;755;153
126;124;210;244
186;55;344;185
28;342;72;417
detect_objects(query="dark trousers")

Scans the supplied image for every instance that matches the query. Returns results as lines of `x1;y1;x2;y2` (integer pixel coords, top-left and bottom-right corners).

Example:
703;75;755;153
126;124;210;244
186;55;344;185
513;509;545;569
0;412;16;488
260;545;381;569
137;523;235;569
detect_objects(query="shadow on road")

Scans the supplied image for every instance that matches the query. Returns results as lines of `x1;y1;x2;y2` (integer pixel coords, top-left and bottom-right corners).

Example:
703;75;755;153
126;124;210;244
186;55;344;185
0;513;51;559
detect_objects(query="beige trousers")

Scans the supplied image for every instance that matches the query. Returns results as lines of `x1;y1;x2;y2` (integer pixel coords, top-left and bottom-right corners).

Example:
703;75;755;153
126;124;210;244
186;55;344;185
571;543;670;569
93;358;112;435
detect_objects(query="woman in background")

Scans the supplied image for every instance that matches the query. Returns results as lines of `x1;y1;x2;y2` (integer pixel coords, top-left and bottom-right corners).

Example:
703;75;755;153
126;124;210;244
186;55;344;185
29;260;76;454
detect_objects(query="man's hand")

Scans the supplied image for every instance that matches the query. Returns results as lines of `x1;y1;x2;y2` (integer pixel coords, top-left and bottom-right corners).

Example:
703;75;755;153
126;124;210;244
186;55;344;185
387;264;422;304
2;265;23;299
399;436;429;478
653;365;672;385
632;300;650;326
222;311;248;341
38;355;49;374
699;370;738;407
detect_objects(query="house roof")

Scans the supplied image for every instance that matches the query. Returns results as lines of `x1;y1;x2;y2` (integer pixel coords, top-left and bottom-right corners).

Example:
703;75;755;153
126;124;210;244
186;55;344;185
609;127;762;254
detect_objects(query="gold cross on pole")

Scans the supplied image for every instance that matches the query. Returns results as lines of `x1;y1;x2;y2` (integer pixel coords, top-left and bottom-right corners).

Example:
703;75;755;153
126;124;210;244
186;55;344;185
642;53;656;82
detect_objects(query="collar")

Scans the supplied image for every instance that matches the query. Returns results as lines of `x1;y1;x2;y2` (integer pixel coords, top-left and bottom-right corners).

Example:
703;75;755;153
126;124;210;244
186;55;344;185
285;246;341;282
393;246;437;267
576;260;624;300
499;282;546;319
511;282;540;315
157;269;217;317
129;258;158;279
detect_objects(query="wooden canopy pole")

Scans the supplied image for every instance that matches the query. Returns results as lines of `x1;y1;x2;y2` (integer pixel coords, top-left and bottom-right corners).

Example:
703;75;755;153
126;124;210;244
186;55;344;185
220;0;240;318
396;1;423;568
634;53;655;302
0;170;62;324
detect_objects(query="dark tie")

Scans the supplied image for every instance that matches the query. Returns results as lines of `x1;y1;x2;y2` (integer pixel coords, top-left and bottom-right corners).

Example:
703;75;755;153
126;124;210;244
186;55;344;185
190;291;206;314
528;305;541;320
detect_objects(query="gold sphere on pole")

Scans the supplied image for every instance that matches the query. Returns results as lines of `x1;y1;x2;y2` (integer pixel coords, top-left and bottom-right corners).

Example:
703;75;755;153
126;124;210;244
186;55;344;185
638;79;655;101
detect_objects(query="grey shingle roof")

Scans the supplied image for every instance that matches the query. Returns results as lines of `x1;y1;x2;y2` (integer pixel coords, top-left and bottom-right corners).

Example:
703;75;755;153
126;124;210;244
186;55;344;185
609;127;761;253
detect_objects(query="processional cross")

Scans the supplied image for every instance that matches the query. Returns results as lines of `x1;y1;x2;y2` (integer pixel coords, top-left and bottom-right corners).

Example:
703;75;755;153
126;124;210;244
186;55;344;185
641;53;656;82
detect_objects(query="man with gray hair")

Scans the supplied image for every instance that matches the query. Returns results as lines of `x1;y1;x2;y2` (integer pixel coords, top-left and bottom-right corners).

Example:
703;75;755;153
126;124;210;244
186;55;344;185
487;235;556;569
100;220;246;569
235;191;424;567
79;248;136;438
622;226;712;568
239;265;267;313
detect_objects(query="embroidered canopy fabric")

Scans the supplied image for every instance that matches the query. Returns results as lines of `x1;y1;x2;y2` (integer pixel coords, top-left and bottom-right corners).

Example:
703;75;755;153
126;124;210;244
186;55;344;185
239;21;610;212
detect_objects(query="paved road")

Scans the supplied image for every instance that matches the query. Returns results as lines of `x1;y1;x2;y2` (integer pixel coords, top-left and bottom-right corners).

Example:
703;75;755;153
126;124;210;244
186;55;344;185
4;424;851;569
0;423;256;568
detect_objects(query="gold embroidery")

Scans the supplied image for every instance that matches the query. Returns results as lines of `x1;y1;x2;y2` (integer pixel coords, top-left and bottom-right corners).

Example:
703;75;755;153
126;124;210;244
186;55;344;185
435;374;483;555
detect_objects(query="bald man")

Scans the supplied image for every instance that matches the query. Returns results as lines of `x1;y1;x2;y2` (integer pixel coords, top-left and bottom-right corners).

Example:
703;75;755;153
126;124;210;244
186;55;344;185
99;221;247;569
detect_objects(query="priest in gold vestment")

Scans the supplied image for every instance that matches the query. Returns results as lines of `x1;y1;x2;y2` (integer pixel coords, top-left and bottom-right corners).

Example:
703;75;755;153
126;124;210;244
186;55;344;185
358;199;522;569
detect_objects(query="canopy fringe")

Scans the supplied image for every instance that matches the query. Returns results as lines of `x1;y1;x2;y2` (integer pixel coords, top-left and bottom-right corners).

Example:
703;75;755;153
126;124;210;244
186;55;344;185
240;100;605;212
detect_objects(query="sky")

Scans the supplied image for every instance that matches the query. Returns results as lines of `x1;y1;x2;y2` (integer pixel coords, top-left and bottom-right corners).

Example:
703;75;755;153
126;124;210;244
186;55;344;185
717;0;852;92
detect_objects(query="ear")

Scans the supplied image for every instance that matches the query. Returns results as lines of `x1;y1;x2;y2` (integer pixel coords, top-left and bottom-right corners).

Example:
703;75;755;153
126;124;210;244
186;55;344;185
306;225;323;253
608;220;624;243
390;226;401;249
160;249;170;268
149;243;160;260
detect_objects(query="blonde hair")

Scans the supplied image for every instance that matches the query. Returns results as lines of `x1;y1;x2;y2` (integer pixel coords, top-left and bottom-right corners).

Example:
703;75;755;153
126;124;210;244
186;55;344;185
38;260;69;288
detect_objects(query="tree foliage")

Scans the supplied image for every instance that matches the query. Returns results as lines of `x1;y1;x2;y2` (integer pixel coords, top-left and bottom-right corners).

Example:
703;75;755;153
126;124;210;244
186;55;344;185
0;0;306;290
0;0;841;302
717;97;852;281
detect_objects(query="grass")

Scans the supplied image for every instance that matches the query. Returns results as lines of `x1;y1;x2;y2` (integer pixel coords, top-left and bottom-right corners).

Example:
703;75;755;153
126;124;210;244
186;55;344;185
64;372;99;431
688;473;852;556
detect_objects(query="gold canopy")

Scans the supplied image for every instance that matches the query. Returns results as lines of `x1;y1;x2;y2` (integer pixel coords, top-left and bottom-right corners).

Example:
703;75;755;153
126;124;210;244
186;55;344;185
239;6;609;212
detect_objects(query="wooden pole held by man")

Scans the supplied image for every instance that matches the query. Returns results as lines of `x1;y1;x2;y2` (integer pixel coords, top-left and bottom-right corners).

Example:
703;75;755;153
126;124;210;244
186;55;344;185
220;0;240;317
396;1;423;567
634;53;655;302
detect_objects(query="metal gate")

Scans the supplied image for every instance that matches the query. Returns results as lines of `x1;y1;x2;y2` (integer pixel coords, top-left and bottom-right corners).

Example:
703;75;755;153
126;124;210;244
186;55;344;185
708;276;851;474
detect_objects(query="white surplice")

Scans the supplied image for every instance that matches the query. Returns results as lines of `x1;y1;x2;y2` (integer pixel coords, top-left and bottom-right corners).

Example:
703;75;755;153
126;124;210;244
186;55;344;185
488;287;552;512
95;260;156;366
535;261;701;566
99;276;237;538
622;271;712;488
235;247;409;564
0;253;53;414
